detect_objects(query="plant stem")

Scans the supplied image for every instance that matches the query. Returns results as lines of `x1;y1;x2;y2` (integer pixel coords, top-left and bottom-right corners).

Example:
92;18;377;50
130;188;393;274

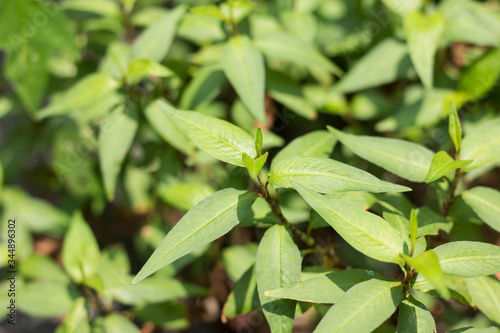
442;168;462;216
256;173;342;266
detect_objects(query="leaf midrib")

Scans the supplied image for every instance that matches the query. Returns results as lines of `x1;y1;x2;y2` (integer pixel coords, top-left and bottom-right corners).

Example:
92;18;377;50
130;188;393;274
333;284;397;332
269;170;397;190
312;194;401;261
440;254;500;267
138;194;252;280
464;191;500;216
180;114;253;162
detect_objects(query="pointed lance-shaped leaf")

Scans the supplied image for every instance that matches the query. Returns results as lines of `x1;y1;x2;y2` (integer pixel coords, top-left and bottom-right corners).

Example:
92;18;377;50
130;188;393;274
330;127;434;182
433;241;500;278
449;101;463;154
462;186;500;233
221;35;266;123
269;157;410;194
133;189;256;284
314;279;403;333
424;151;471;183
404;12;445;88
257;225;301;333
293;182;406;265
98;103;139;200
158;101;257;166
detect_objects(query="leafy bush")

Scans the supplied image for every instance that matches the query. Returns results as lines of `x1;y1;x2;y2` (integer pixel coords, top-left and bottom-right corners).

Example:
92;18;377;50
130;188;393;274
1;0;500;332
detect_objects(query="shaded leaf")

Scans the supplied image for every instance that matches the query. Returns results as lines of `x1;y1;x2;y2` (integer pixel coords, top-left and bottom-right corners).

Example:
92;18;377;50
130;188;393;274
179;64;226;110
222;265;260;319
402;250;450;298
397;295;436;333
458;48;500;102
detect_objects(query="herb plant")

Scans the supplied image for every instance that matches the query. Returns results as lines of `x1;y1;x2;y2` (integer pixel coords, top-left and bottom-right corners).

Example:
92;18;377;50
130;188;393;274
1;0;500;332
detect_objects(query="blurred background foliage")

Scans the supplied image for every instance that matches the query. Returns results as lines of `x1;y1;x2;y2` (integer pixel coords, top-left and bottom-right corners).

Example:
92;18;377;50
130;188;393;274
0;0;499;332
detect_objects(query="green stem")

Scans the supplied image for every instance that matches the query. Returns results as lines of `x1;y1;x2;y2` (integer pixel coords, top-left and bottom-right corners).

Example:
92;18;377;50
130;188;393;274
256;173;342;266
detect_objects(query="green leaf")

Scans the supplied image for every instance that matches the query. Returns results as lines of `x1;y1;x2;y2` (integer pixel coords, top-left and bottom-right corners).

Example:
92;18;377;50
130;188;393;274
294;183;406;265
127;59;173;83
179;64;226;110
458;48;500;102
412;274;472;305
1;187;69;237
266;70;316;119
255;33;342;76
62;212;101;283
18;281;80;318
269;157;410;194
402;250;450;298
38;73;119;119
404;12;444;88
222;265;260;319
271;130;336;168
98;103;139;200
132;302;188;330
222;243;258;281
337;38;412;93
381;0;422;15
58;298;90;333
190;5;226;21
256;225;301;333
314;279;403;333
264;269;386;304
133;189;256;284
465;276;500;325
462;186;500;233
449;328;500;333
416;206;453;236
461;118;500;171
112;276;207;306
439;0;500;46
255;127;263;156
410;209;418;256
20;254;68;282
157;181;214;211
242;152;268;178
433;241;500;278
129;5;186;62
92;313;140;333
159;102;257;166
397;295;436;333
331;127;434;182
221;35;266;123
144;100;196;156
449;101;463;154
425;151;471;183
